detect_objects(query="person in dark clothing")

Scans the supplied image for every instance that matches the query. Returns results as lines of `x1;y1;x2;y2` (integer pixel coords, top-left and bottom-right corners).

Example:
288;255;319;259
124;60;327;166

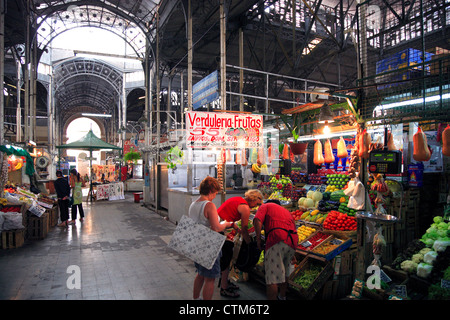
54;170;71;227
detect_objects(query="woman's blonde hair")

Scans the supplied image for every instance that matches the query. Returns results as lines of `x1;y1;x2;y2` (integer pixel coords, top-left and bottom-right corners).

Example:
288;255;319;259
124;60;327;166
244;189;263;202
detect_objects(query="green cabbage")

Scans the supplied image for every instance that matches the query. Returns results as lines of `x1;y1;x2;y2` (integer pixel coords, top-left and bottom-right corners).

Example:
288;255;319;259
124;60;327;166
433;216;443;224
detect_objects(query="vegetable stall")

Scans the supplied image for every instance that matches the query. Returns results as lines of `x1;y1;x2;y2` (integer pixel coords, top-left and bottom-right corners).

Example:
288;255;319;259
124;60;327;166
0;145;59;249
236;119;450;300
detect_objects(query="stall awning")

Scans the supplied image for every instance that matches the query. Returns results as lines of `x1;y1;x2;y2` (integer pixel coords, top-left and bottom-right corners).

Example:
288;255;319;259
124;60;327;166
56;130;122;151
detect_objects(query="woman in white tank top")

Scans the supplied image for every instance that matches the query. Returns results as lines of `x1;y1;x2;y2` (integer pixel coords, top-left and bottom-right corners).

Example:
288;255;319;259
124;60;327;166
188;176;233;300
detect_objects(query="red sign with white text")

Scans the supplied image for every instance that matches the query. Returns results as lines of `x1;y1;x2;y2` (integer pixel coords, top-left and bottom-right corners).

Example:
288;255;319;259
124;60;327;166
186;111;263;148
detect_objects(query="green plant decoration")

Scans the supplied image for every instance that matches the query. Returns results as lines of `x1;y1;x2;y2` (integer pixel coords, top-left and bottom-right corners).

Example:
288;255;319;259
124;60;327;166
165;146;184;171
123;148;141;164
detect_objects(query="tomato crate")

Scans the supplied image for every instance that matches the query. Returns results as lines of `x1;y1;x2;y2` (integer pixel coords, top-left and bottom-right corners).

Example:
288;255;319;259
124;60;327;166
288;256;334;300
26;211;49;240
1;228;25;249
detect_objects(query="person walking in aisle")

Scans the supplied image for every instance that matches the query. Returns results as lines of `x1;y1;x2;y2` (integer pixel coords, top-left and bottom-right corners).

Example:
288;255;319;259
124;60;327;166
253;201;298;300
217;189;263;297
69;169;86;223
54;170;71;228
189;176;234;300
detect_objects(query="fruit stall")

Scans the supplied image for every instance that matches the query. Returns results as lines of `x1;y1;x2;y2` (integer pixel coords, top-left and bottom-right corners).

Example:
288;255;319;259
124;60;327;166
0;145;59;249
242;122;450;300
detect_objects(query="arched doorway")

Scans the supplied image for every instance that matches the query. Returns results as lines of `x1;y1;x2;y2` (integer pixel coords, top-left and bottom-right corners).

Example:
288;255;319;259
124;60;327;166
65;117;101;177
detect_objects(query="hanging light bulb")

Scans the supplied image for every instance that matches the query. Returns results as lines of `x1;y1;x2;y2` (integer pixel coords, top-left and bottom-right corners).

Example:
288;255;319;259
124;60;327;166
318;104;334;124
323;121;331;136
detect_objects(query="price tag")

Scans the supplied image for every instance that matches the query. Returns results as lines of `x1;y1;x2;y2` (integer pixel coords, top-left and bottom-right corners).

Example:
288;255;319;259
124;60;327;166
442;279;450;289
301;240;312;247
394;285;407;298
380;269;392;283
330;238;343;245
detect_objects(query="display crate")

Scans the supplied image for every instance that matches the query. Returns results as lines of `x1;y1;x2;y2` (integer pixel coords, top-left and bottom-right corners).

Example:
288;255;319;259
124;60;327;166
321;280;339;300
47;206;59;228
288;256;334;300
339;249;356;276
310;236;353;261
1;228;25;249
26;211;49;240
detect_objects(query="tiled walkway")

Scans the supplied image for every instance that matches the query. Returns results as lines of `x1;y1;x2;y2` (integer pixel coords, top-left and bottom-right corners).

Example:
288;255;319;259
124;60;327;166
0;193;267;300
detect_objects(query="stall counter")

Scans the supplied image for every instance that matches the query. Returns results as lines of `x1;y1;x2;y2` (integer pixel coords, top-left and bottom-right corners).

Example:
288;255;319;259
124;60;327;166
168;187;248;224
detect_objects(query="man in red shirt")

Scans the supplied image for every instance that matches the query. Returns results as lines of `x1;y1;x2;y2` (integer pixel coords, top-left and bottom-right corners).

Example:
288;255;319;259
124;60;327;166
217;189;263;297
254;202;298;300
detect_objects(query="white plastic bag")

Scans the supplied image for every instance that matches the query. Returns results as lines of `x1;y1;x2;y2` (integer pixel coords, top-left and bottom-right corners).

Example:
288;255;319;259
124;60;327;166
1;212;24;230
344;179;356;196
348;179;365;210
5;192;22;204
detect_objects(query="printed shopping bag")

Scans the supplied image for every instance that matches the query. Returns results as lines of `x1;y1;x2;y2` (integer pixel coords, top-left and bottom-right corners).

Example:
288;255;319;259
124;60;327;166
168;215;226;269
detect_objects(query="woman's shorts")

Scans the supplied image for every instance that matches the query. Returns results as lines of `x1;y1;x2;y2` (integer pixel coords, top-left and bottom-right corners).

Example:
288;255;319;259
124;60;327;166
264;242;295;285
195;251;222;279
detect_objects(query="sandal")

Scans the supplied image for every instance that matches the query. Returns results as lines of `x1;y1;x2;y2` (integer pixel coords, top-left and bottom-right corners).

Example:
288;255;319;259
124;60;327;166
57;221;68;228
220;288;240;298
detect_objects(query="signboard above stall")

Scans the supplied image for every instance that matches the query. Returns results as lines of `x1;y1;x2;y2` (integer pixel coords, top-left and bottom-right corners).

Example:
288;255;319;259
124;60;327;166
186;111;263;149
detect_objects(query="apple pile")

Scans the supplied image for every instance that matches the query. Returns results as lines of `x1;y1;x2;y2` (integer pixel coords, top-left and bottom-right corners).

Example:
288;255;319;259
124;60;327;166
308;173;326;185
323;210;357;231
269;174;293;192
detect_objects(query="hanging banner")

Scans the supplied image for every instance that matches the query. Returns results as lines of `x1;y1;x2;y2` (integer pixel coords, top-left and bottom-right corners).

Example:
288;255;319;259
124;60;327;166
186;111;263;148
192;71;219;110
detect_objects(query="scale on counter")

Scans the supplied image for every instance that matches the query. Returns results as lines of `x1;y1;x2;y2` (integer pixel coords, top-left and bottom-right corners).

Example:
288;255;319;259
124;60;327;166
368;149;402;174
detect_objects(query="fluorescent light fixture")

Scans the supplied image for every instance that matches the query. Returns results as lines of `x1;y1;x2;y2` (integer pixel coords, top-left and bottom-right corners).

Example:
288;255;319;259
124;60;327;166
296;129;357;141
374;93;450;112
81;113;112;118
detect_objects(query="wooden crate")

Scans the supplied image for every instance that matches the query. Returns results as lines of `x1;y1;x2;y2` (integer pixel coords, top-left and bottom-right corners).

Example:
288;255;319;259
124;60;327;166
1;229;25;249
321;280;339;300
335;274;354;299
26;212;49;240
47;206;59;228
339;249;356;275
383;224;395;244
288;256;334;300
